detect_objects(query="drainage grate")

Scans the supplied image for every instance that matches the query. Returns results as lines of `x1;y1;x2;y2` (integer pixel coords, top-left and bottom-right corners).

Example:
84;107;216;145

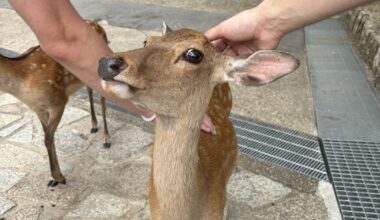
230;114;328;181
75;88;328;181
321;139;380;220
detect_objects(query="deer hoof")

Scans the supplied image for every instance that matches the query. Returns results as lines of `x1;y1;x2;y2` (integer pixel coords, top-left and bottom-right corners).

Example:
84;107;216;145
91;127;99;133
47;178;66;187
103;143;111;148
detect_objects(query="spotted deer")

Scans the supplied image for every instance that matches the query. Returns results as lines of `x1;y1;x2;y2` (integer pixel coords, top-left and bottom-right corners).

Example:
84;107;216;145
98;23;299;220
0;20;110;187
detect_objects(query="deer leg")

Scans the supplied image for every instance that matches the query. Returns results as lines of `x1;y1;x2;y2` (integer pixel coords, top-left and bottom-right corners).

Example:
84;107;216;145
203;182;226;220
46;105;67;187
100;95;111;148
36;105;66;187
87;86;98;133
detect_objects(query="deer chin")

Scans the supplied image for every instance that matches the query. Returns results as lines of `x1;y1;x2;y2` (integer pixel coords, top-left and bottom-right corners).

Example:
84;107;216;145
101;80;134;99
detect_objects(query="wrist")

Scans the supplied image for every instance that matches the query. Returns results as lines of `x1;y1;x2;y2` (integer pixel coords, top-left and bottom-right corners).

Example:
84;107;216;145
251;1;288;41
244;4;285;50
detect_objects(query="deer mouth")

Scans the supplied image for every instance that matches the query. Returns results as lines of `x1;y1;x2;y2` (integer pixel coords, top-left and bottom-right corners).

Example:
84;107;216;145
100;79;139;99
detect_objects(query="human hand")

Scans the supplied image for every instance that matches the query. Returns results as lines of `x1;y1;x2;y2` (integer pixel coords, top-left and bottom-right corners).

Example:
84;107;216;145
200;114;216;135
205;8;284;56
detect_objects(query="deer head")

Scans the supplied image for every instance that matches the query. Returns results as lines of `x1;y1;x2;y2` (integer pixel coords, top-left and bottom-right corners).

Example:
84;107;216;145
98;23;299;120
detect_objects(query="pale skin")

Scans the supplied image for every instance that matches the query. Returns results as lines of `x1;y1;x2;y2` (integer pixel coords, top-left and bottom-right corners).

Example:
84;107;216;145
205;0;374;55
8;0;373;134
8;0;134;111
8;0;216;134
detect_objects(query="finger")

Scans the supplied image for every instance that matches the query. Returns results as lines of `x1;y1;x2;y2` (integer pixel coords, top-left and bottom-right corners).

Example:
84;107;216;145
225;49;238;56
201;123;216;135
204;24;224;41
211;39;228;53
200;123;211;133
202;114;217;135
210;126;216;135
210;39;239;57
200;120;215;134
226;41;257;56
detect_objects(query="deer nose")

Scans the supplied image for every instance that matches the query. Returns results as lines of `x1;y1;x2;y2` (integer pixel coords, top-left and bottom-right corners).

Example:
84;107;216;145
98;57;127;81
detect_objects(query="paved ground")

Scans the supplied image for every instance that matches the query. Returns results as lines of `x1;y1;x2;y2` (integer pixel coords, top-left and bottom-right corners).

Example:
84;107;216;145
0;89;335;220
0;1;341;219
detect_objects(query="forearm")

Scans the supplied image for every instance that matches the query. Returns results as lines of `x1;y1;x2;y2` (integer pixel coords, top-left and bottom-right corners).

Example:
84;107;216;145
256;0;374;38
8;0;149;116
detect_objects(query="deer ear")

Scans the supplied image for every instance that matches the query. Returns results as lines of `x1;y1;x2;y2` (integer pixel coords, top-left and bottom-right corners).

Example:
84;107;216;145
161;21;173;35
224;50;300;86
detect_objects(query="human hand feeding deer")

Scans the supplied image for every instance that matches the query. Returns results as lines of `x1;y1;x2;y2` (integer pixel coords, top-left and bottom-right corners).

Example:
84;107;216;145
98;22;299;220
205;0;374;55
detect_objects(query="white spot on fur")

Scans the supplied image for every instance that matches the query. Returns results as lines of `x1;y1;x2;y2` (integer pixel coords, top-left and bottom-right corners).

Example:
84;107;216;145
29;63;37;70
41;64;46;68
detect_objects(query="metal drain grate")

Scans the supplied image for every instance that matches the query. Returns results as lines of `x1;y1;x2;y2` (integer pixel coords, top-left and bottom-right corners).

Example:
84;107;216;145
75;88;328;181
230;114;328;181
321;139;380;220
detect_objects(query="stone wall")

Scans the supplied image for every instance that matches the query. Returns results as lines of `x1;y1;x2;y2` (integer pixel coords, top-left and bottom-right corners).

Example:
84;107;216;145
341;2;380;93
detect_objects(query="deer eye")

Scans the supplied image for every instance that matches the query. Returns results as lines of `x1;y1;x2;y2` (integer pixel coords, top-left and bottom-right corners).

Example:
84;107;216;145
183;48;203;64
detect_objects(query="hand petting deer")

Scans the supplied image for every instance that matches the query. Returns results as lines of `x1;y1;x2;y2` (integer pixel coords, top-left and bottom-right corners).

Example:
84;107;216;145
0;20;110;187
98;22;299;220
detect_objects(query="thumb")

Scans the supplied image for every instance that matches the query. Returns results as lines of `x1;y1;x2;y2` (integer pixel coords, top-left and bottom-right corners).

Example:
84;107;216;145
205;24;224;41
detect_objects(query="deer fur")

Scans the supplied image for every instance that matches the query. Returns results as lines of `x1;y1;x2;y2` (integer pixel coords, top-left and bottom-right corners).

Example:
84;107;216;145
0;20;110;187
98;23;299;220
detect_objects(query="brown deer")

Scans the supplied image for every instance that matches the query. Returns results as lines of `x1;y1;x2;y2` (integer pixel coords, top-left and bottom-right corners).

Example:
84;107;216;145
0;20;110;187
98;23;299;220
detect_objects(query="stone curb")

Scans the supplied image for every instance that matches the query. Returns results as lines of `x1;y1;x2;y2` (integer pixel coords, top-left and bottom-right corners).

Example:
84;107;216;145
341;7;380;90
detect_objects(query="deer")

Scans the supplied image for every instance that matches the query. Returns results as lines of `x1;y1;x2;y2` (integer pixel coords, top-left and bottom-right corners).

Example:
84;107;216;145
98;22;300;220
0;20;110;187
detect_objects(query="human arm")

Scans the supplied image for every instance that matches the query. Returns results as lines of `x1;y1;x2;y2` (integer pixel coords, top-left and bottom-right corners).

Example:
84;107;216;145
8;0;216;134
205;0;374;55
8;0;154;118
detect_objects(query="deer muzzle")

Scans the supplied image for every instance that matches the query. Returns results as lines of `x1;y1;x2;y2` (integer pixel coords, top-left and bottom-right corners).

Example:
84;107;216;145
98;56;127;81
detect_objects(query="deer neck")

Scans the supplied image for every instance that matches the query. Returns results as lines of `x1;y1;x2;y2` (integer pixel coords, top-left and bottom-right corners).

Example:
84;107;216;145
152;115;203;219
